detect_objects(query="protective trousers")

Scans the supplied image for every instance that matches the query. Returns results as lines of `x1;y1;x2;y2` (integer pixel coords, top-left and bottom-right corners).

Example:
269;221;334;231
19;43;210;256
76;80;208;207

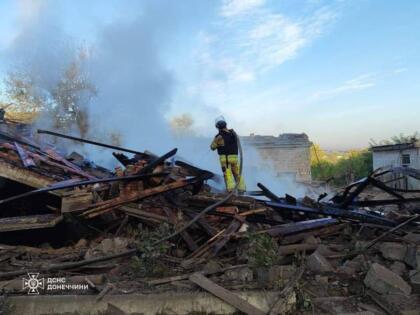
219;155;246;192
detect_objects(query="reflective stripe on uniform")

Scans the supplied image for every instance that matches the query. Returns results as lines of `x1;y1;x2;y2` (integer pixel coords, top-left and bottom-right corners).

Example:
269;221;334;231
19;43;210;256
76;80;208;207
218;154;246;192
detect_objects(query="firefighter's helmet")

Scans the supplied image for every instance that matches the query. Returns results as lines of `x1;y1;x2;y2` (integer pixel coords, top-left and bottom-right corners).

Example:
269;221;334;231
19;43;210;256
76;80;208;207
215;116;227;129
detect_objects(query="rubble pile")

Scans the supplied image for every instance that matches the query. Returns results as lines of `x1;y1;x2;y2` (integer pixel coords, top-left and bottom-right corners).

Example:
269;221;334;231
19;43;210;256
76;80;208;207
0;121;419;314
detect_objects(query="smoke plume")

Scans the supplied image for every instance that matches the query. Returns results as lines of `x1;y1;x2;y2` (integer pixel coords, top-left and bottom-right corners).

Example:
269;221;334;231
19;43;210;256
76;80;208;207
1;0;322;198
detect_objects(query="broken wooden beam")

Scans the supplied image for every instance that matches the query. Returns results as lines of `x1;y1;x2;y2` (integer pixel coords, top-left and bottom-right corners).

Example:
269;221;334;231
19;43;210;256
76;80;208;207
189;272;265;315
119;205;170;223
45;148;95;179
266;201;396;226
81;178;198;218
184;210;217;236
14;142;35;168
210;219;242;257
0;214;63;232
186;194;256;209
163;207;198;251
37;129;148;156
257;182;282;202
0;248;137;279
280;223;348;245
0;172;168;207
265;218;338;237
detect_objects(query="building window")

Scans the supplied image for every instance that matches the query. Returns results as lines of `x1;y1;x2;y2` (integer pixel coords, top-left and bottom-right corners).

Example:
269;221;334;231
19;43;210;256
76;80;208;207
402;154;411;166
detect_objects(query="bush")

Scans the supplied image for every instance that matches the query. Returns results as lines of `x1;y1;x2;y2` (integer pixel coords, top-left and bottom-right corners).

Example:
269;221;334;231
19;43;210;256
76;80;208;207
311;148;372;187
131;223;172;277
245;232;279;268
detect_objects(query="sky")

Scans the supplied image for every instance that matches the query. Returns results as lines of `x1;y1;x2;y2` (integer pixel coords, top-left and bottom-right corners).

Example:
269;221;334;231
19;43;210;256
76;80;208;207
0;0;419;151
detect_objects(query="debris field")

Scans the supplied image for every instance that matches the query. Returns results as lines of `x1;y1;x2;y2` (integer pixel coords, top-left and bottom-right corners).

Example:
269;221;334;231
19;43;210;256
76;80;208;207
0;120;419;315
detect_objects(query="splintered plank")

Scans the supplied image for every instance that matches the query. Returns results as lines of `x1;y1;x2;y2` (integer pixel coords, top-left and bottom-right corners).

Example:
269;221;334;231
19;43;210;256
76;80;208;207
210;219;242;257
266;218;338;237
188;229;226;259
189;273;265;315
14;142;35;168
81;179;193;218
120;205;170;223
184;210;217;236
148;264;248;286
280;223;348;245
0;158;56;189
186;194;256;209
0;214;63;232
267;201;396;226
61;191;94;213
28;151;96;180
45;148;96;179
163;207;198;251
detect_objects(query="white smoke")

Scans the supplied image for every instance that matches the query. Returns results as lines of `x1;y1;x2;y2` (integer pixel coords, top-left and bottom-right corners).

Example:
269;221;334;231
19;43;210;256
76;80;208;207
1;0;323;198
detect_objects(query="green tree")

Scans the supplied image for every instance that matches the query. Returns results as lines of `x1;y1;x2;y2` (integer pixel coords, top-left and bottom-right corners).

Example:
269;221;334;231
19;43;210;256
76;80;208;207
310;144;372;186
370;132;419;146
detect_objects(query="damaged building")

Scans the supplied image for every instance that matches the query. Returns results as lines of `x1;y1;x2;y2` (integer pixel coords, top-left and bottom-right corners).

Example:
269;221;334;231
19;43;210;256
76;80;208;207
0;117;419;315
242;133;312;182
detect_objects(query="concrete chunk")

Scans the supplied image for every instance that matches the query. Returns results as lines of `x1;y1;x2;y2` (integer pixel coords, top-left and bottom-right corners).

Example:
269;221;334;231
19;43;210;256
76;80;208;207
379;242;407;261
404;245;420;269
403;233;420;244
225;267;253;283
268;265;296;283
409;270;420;293
364;263;412;295
306;250;333;273
390;261;406;276
343;254;366;273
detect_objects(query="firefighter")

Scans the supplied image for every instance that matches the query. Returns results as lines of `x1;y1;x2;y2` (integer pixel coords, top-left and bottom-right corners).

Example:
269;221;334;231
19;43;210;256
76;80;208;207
210;116;246;193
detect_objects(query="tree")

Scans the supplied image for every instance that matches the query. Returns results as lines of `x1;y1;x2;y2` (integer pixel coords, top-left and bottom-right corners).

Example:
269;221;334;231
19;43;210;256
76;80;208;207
49;53;96;136
310;144;372;186
1;48;96;136
370;132;419;146
2;71;46;122
170;113;195;136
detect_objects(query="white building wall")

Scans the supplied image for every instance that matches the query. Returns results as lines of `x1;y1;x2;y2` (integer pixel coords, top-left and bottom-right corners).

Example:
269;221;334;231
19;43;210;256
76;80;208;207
373;148;420;169
373;148;420;189
372;151;401;169
257;146;311;182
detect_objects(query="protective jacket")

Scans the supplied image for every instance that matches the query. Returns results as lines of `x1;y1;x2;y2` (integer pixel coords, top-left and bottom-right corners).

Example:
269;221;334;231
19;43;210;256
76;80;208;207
210;129;246;193
210;129;238;155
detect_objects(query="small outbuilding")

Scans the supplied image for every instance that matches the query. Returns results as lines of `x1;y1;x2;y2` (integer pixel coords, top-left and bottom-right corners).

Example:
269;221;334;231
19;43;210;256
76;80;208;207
371;141;420;189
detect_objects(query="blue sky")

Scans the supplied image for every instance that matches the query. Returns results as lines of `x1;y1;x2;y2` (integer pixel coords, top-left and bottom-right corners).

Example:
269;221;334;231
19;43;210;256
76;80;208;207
0;0;419;150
